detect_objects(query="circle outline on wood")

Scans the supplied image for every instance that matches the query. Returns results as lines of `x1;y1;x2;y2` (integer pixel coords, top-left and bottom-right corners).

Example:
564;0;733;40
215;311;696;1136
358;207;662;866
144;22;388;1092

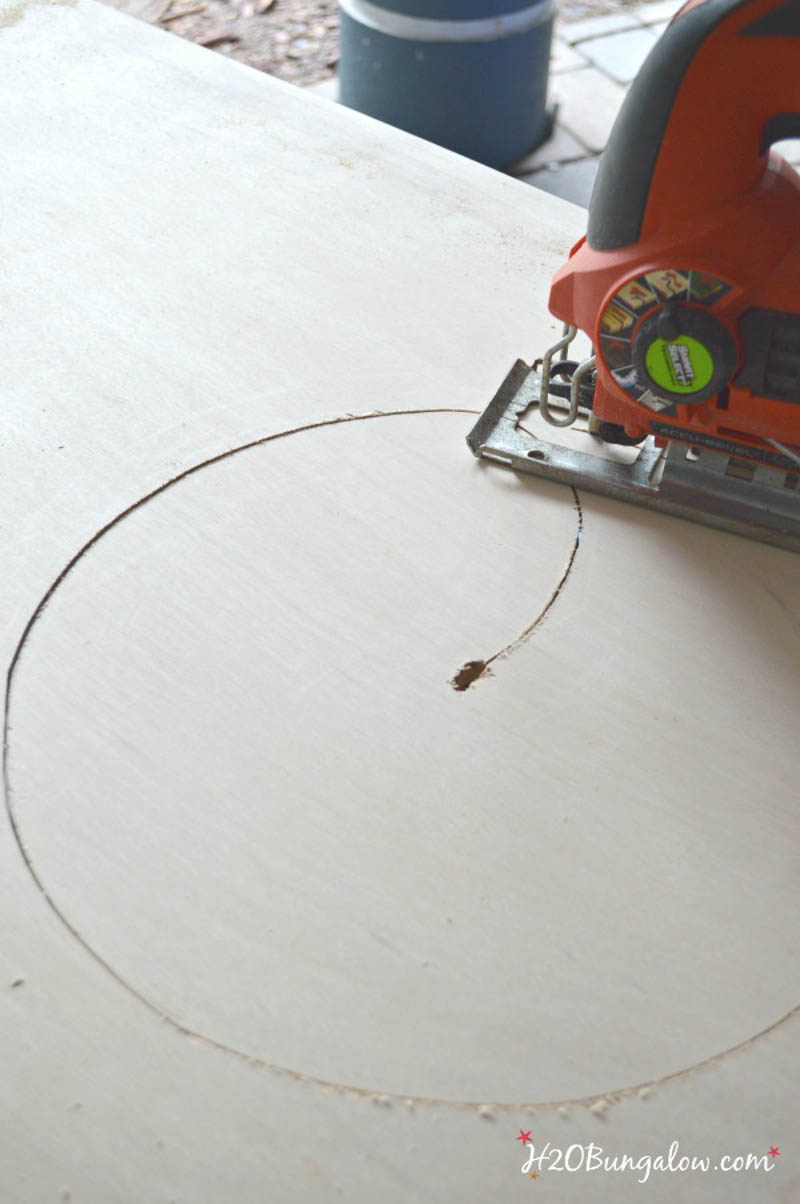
3;408;797;1115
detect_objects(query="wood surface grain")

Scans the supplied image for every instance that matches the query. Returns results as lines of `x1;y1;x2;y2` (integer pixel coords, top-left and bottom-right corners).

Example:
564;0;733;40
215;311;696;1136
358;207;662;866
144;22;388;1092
1;1;798;1200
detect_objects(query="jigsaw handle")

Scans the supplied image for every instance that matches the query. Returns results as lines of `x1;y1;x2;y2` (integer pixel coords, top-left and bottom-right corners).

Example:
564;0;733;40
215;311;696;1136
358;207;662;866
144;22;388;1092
589;0;800;250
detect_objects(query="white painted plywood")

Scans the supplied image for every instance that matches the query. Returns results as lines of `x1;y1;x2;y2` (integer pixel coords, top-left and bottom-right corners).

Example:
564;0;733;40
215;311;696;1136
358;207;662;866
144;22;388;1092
1;1;798;1201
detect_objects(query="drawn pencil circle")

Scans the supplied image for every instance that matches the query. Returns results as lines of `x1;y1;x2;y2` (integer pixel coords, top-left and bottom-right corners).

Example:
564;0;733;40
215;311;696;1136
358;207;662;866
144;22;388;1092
5;408;797;1110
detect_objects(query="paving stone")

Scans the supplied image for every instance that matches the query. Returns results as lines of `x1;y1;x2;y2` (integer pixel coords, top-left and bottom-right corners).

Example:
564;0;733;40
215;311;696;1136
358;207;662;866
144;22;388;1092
562;11;644;43
523;158;599;208
633;0;685;23
550;36;587;72
577;25;658;84
553;66;626;153
507;123;588;175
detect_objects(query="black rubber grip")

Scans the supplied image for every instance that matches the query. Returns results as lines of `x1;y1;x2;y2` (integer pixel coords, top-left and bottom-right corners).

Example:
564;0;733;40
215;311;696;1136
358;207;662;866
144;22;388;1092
761;112;800;150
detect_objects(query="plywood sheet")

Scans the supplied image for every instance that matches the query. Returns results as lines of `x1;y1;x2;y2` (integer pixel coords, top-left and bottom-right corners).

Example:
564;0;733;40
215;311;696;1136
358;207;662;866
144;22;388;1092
1;1;798;1201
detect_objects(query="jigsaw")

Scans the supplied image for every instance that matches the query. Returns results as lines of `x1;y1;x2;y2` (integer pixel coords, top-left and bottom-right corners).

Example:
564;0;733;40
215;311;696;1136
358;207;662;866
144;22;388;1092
468;0;800;551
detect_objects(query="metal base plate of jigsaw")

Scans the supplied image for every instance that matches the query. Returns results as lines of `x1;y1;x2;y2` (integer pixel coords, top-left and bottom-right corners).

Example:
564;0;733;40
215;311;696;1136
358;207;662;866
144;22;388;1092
468;360;800;553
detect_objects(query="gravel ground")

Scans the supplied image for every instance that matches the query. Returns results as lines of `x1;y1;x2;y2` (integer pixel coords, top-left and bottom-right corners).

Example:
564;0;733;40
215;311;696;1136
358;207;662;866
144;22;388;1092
105;0;649;87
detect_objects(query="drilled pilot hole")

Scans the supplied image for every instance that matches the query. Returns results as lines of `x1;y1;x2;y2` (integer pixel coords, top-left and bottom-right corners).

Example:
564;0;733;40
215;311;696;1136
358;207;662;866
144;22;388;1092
451;660;489;691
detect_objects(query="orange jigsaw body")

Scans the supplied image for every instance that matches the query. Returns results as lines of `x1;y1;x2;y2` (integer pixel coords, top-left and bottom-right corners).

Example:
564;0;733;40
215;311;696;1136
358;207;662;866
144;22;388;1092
548;0;800;461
